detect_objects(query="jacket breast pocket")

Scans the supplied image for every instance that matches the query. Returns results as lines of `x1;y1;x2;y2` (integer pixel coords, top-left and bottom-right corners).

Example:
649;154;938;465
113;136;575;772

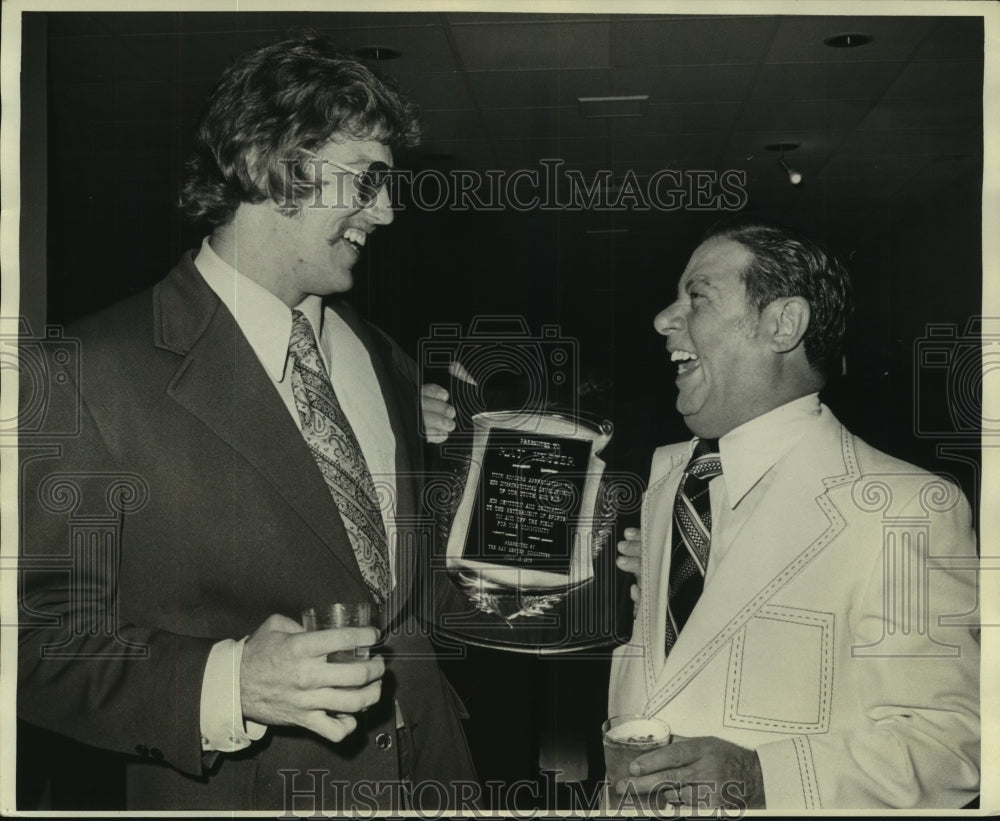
724;604;833;734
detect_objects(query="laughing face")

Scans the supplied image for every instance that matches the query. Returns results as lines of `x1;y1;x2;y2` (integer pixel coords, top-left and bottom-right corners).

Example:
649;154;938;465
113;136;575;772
653;236;777;438
252;137;394;306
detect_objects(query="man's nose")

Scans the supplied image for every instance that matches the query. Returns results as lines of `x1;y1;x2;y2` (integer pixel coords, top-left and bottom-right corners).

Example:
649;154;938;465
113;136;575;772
653;301;684;336
365;184;394;226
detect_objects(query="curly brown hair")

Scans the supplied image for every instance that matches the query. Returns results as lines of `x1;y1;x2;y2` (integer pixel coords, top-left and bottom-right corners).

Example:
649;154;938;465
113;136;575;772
180;30;422;226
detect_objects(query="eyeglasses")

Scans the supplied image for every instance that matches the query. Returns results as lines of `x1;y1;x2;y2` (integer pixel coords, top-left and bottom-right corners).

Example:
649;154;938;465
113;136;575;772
301;150;392;208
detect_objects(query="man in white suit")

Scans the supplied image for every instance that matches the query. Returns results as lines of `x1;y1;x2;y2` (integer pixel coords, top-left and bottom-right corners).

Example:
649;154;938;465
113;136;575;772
609;219;980;810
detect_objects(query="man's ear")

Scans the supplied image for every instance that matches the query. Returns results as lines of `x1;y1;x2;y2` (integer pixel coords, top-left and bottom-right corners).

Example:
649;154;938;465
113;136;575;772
764;296;810;353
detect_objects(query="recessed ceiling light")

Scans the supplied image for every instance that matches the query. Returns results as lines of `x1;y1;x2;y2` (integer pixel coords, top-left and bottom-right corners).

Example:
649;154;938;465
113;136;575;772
823;33;873;48
353;45;402;61
578;95;648;118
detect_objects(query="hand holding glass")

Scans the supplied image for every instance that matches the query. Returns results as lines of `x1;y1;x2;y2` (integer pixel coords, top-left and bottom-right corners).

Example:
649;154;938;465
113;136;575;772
603;715;672;809
301;602;372;662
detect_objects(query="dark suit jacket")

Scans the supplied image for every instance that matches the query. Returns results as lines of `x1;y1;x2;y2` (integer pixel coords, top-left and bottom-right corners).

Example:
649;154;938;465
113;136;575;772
18;252;476;810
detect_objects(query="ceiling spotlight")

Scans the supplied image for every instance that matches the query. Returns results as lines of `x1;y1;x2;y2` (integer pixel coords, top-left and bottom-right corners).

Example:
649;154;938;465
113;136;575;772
353;45;402;61
766;142;803;186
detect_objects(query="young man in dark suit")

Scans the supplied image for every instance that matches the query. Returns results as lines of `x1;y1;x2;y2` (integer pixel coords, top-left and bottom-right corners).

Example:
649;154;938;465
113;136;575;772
18;31;474;811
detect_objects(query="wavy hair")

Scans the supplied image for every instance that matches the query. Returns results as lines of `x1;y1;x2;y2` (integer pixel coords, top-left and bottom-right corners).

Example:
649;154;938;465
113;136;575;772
180;30;422;226
703;216;854;379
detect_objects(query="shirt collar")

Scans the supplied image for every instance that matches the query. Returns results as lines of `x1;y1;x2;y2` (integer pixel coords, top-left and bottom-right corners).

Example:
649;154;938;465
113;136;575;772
193;236;324;382
705;393;823;509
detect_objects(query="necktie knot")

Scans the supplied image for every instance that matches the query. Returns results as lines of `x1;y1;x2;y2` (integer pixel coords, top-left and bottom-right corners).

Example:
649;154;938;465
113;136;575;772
289;310;319;361
686;438;722;481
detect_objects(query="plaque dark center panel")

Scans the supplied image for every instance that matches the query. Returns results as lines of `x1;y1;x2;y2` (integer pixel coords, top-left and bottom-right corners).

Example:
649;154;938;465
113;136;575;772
463;431;593;574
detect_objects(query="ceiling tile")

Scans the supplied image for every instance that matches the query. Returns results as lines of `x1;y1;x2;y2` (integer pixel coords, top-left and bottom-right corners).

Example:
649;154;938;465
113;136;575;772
446;12;609;24
614;16;778;68
764;16;933;63
751;61;903;100
491;137;610;167
815;152;932;181
450;20;611;71
883;59;984;99
467;69;610;109
175;11;308;33
480;107;608;140
401;139;496;170
307;11;441;30
734;98;873;132
119;34;189;82
610;102;741;136
613;65;755;103
612;133;728;164
892;154;982;204
724;129;846;158
840;128;981;156
858;97;982;130
909;16;984;60
318;25;459;73
47;12;117;37
178;31;281;81
421;109;487;142
397;72;475;111
49;11;183;36
803;173;911;201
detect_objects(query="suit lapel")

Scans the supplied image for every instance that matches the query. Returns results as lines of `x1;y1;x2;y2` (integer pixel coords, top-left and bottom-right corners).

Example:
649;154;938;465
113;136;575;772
644;410;856;714
154;256;366;589
639;445;690;694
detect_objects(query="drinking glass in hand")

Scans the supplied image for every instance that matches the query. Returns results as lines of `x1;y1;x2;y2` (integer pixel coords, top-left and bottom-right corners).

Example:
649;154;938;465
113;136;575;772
602;714;671;810
301;602;372;662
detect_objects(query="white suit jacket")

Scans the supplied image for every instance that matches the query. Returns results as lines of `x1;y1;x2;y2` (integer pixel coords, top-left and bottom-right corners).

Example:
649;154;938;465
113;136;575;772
609;405;980;809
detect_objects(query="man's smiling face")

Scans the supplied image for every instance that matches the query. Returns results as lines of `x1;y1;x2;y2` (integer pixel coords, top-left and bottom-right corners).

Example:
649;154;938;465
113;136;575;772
255;136;395;306
653;236;776;438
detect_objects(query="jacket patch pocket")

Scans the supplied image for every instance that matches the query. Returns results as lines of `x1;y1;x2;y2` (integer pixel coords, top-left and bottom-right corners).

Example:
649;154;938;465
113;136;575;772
725;605;833;734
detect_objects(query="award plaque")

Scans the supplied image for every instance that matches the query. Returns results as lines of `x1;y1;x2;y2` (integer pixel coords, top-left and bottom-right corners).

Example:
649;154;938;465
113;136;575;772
431;409;634;652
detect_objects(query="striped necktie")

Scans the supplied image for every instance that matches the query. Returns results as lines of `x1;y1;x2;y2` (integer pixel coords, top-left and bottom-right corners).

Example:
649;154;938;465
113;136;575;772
665;437;722;654
288;310;390;609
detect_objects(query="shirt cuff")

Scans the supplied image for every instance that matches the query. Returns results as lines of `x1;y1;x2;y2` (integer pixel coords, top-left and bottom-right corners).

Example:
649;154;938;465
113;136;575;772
200;637;267;753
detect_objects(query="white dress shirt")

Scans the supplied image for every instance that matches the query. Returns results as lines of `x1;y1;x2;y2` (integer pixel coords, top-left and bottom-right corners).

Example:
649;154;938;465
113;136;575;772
193;237;397;752
700;393;823;583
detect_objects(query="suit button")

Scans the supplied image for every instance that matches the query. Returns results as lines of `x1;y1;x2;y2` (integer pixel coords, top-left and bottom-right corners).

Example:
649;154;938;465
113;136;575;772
134;744;148;757
149;747;163;761
375;732;393;750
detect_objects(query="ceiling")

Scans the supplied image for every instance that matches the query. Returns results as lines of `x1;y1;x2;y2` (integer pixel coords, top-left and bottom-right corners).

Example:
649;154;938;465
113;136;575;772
44;9;985;251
